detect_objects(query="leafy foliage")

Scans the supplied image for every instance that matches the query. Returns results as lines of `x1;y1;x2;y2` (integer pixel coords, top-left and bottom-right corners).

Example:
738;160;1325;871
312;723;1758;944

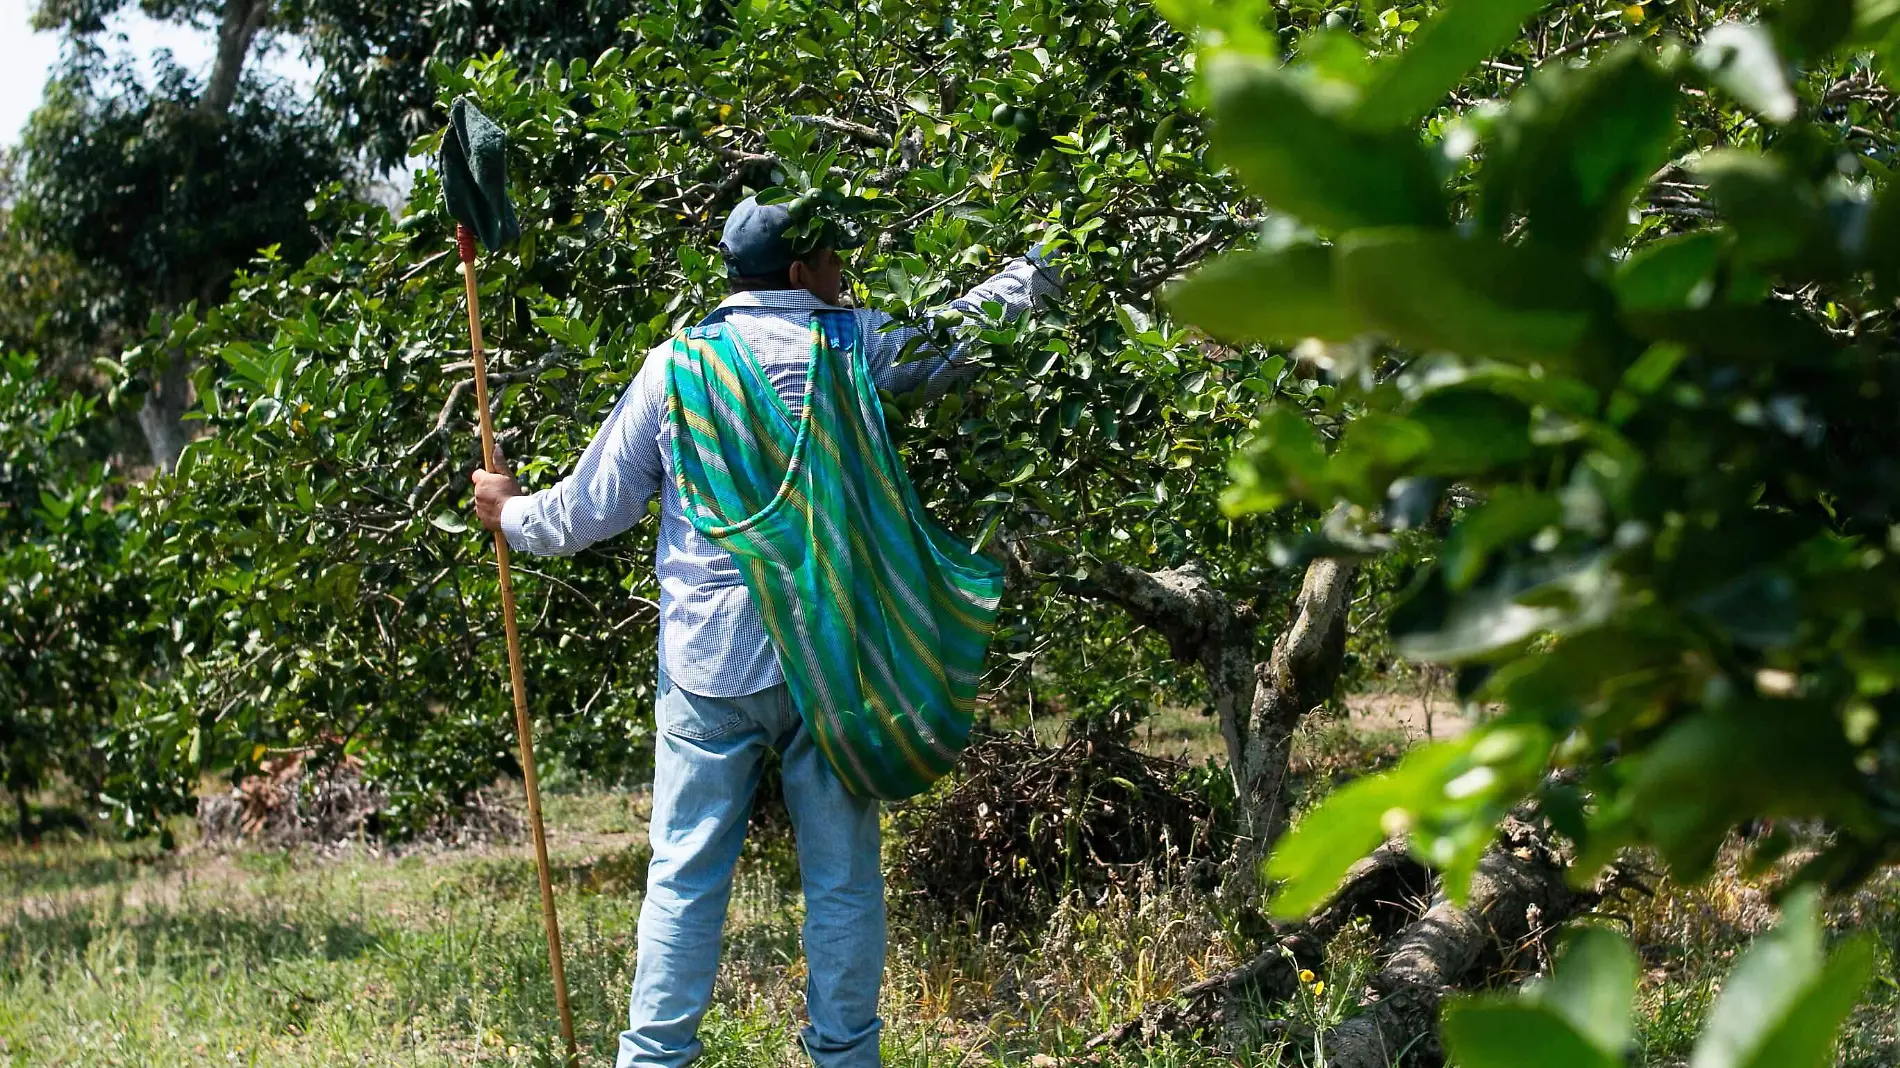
1443;893;1876;1068
1167;0;1900;1056
1176;0;1900;903
0;352;148;832
9;53;345;374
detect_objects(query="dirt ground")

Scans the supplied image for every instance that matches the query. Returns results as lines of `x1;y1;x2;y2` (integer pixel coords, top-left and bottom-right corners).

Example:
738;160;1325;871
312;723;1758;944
1344;691;1473;740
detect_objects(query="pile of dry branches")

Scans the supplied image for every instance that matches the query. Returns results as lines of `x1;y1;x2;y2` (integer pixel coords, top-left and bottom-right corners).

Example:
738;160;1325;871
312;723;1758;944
891;733;1229;932
197;751;522;851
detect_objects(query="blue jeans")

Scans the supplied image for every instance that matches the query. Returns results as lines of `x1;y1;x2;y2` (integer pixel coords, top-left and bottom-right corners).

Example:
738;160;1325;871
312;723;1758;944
617;674;886;1068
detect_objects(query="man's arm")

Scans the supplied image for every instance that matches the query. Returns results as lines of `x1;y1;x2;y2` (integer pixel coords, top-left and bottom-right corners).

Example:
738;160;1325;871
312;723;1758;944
861;247;1065;401
471;350;667;555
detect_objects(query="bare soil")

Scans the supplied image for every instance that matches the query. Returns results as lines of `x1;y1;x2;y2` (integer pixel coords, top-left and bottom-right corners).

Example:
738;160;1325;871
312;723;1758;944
1344;692;1473;740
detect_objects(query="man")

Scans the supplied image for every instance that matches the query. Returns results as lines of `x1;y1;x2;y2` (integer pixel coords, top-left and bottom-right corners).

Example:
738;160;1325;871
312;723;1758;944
470;196;1061;1068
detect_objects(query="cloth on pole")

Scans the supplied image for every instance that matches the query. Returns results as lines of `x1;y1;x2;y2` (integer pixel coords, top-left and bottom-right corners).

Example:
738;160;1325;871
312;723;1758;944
662;310;1004;800
440;97;520;252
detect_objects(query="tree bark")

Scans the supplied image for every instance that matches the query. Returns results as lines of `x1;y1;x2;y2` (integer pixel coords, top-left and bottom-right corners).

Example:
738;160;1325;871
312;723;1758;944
1317;815;1594;1068
136;352;195;472
201;0;271;119
1080;816;1601;1068
1081;840;1433;1056
1231;557;1357;878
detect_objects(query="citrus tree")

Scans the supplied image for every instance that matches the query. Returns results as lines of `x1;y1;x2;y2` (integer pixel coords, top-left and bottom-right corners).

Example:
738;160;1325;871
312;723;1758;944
0;351;149;837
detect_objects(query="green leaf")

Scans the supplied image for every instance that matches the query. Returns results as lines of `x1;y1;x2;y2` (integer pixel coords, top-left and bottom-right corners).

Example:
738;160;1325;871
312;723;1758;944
1168;245;1365;344
1866;178;1900;297
1442;487;1563;589
1540;927;1639;1057
1614;232;1728;312
1691;888;1876;1068
1739;936;1879;1068
1222;406;1330;515
1609;342;1688;422
1861;0;1900;85
173;441;201;483
1696;151;1837;275
1695;23;1798;123
430;512;470;534
1770;0;1854;60
1392;554;1616;662
1265;738;1475;917
1205;54;1447;233
1337;230;1604;368
1624;304;1836;364
1329;412;1434;505
1478;46;1678;250
1406;388;1535;476
1441;1001;1619;1068
1155;0;1280;53
1631;706;1873;881
1353;0;1556;129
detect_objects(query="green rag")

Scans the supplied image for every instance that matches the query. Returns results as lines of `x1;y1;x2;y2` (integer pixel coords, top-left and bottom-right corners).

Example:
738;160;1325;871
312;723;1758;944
440;97;520;252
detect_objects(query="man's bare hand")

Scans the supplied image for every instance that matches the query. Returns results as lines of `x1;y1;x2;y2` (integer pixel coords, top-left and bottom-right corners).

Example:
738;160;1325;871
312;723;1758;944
471;467;522;532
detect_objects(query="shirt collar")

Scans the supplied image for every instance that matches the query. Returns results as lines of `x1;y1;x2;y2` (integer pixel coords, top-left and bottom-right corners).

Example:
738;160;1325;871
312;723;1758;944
714;288;843;312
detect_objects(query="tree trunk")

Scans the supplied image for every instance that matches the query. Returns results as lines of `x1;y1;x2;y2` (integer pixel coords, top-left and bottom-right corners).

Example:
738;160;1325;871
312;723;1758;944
136;352;195;472
1229;557;1356;877
1082;840;1434;1055
135;0;268;470
1080;815;1605;1068
1317;815;1594;1068
201;0;271;119
1009;545;1357;877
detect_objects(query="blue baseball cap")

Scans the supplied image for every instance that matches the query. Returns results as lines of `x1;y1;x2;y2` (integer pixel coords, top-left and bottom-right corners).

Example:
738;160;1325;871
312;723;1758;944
719;195;863;279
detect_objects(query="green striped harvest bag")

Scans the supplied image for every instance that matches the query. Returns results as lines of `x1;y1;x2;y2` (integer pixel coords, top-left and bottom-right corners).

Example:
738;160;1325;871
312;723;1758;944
662;309;1005;800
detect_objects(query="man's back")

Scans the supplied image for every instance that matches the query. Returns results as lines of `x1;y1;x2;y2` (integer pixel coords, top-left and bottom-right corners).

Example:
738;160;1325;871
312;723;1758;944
499;260;1060;697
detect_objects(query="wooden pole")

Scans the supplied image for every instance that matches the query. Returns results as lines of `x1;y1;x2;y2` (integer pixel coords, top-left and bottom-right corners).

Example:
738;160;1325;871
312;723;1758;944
458;224;579;1065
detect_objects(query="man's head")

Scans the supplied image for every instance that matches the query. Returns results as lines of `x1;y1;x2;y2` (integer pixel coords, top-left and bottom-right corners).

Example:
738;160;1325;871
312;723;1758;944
719;195;858;305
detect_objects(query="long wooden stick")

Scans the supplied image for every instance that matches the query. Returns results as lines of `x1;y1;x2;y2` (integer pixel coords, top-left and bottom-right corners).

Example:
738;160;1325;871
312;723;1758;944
458;224;579;1065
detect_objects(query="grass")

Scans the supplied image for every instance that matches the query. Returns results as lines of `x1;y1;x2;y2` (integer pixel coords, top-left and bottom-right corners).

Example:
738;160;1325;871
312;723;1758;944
5;717;1900;1066
0;790;1265;1068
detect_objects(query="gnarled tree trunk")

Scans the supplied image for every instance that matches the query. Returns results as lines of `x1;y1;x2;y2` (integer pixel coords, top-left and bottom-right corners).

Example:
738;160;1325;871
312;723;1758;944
1011;543;1357;873
1317;815;1593;1068
135;352;195;472
1229;556;1355;881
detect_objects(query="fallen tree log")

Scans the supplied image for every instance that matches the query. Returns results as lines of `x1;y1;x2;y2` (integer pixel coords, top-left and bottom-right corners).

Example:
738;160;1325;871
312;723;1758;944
1317;814;1592;1068
1080;813;1601;1067
1082;840;1433;1054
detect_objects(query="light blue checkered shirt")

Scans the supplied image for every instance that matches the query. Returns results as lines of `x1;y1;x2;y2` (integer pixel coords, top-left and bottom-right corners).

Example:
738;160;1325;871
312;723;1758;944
501;257;1061;697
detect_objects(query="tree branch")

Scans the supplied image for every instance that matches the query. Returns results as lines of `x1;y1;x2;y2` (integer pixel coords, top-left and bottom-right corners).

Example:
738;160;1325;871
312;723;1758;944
788;114;893;147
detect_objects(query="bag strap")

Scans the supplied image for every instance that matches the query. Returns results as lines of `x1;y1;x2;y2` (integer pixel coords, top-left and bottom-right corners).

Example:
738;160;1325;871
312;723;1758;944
679;304;857;351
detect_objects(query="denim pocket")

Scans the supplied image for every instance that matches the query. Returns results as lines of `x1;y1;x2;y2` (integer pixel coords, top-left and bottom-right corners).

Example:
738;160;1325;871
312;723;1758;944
660;687;747;742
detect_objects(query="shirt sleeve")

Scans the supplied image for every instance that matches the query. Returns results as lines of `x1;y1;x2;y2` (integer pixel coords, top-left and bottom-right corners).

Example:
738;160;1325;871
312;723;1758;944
500;347;668;557
862;253;1065;401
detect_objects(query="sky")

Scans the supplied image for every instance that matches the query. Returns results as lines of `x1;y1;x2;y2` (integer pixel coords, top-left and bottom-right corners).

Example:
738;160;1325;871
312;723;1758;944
0;0;319;148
